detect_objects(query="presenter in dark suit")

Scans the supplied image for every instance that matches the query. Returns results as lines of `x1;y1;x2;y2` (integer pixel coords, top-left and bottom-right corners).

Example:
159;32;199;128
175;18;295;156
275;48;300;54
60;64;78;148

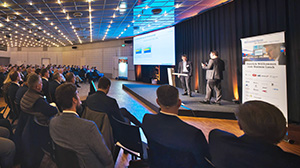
201;51;225;104
178;54;193;97
209;101;300;168
142;85;211;167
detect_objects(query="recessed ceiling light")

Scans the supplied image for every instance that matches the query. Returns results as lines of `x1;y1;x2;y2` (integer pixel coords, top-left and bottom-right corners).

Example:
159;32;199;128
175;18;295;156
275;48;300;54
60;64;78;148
3;2;8;8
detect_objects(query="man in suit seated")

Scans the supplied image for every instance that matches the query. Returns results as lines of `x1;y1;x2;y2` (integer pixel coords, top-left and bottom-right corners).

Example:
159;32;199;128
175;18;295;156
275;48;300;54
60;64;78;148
50;83;114;168
20;73;58;167
142;85;212;167
86;77;141;126
7;71;21;119
209;101;300;168
49;72;63;103
41;68;51;103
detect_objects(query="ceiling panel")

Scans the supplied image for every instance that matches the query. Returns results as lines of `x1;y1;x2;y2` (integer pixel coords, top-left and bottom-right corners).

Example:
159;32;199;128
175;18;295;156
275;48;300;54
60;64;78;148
0;0;232;48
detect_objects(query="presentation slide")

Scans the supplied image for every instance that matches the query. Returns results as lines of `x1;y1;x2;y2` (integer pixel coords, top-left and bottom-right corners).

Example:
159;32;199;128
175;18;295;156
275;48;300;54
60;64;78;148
133;27;175;65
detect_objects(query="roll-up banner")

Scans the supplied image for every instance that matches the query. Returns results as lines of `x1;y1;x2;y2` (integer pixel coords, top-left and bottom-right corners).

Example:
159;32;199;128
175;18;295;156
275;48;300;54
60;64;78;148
241;32;287;121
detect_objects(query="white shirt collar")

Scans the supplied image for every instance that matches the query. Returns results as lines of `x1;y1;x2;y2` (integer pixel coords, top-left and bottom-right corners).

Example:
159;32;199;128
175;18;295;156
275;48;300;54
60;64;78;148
160;111;178;116
42;77;48;81
55;80;61;84
12;82;20;87
63;110;78;116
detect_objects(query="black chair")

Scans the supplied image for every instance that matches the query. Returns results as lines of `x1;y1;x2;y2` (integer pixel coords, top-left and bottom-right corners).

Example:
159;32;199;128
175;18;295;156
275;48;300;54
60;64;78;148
52;142;80;168
5;95;19;124
146;138;214;168
110;116;148;162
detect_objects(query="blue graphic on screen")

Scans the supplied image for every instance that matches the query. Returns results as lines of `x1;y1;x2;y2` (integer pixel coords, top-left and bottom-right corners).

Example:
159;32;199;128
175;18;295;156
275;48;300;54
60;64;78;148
144;47;151;53
133;27;175;65
136;49;142;54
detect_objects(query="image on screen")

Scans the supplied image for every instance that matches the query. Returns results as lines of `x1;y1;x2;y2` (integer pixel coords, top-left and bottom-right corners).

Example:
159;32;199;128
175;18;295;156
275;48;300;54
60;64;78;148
133;27;175;65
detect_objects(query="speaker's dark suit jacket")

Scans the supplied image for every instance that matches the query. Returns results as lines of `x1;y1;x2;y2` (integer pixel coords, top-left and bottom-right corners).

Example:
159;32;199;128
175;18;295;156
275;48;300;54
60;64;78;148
142;112;211;167
86;91;125;123
49;80;60;103
50;112;114;168
203;58;225;80
42;78;51;103
209;129;300;168
178;61;193;76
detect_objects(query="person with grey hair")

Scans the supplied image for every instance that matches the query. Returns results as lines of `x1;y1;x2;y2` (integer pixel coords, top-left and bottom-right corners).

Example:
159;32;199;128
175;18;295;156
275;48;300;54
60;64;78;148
209;100;300;168
20;73;58;168
142;85;211;167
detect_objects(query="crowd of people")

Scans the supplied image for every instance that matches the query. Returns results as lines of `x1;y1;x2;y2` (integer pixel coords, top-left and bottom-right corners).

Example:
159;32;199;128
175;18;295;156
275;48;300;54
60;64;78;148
0;63;299;168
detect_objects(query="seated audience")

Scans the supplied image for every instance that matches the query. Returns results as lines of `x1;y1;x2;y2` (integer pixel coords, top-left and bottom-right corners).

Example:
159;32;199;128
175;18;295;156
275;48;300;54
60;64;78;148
41;68;51;103
0;126;15;168
86;77;141;126
49;72;62;103
50;83;114;168
142;85;211;167
20;73;58;168
7;71;21;119
209;100;300;168
65;72;75;84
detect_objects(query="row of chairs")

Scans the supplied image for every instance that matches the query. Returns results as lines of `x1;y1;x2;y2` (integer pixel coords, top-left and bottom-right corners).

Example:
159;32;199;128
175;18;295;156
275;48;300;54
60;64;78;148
3;92;20;124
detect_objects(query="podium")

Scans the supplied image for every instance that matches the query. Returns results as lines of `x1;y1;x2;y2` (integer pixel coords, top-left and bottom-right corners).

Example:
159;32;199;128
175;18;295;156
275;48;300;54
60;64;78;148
167;68;188;86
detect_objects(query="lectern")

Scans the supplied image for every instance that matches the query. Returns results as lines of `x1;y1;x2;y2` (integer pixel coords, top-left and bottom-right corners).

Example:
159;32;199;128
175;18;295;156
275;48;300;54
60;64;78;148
167;68;188;86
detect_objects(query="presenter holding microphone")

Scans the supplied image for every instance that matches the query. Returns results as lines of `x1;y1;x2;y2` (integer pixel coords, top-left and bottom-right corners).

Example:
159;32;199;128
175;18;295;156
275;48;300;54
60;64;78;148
178;54;193;97
201;51;225;105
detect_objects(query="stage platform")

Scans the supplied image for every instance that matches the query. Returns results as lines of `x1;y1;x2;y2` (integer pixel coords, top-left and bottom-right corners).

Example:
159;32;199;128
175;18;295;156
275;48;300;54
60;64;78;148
123;83;239;120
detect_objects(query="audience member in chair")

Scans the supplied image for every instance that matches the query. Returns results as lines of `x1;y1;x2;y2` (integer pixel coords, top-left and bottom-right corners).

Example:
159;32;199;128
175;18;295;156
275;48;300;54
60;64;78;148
209;101;300;168
7;71;21;119
49;72;62;103
0;126;15;168
142;85;211;167
50;83;114;168
20;73;58;168
86;77;141;126
41;68;51;103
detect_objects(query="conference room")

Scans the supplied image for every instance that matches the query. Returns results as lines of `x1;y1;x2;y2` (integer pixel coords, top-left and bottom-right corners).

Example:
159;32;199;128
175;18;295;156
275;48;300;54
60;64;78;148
0;0;300;167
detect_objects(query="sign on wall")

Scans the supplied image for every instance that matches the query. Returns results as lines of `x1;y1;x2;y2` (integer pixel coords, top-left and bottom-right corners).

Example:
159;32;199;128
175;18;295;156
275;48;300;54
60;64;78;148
241;32;287;120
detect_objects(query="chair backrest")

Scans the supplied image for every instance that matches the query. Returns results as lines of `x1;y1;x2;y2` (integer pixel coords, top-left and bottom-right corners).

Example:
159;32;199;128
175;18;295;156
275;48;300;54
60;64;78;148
82;107;114;152
147;138;198;168
110;116;144;158
53;142;80;168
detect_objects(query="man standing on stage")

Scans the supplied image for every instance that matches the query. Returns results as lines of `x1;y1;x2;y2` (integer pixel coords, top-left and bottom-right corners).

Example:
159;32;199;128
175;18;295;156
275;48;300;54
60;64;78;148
201;51;225;105
178;54;193;97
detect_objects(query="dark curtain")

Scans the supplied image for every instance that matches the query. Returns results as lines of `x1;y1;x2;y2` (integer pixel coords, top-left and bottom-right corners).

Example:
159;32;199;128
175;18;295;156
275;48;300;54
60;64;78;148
175;0;300;123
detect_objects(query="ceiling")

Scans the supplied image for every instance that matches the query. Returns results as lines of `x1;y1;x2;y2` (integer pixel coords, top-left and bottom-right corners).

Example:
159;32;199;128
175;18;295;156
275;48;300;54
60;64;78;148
0;0;231;48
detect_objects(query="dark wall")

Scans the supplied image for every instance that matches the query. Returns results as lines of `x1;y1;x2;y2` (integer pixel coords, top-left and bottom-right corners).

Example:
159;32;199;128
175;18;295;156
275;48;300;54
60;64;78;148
175;0;300;123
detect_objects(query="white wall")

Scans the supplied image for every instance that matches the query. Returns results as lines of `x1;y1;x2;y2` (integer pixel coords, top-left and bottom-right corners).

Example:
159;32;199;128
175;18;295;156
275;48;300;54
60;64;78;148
7;39;135;80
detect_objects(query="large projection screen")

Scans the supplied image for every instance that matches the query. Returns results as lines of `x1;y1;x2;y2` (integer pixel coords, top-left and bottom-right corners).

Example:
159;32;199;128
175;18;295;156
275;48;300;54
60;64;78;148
133;27;175;65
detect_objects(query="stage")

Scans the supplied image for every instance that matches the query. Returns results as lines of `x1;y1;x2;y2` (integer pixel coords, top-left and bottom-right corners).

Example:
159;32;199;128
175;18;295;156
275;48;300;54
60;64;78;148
123;83;239;120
